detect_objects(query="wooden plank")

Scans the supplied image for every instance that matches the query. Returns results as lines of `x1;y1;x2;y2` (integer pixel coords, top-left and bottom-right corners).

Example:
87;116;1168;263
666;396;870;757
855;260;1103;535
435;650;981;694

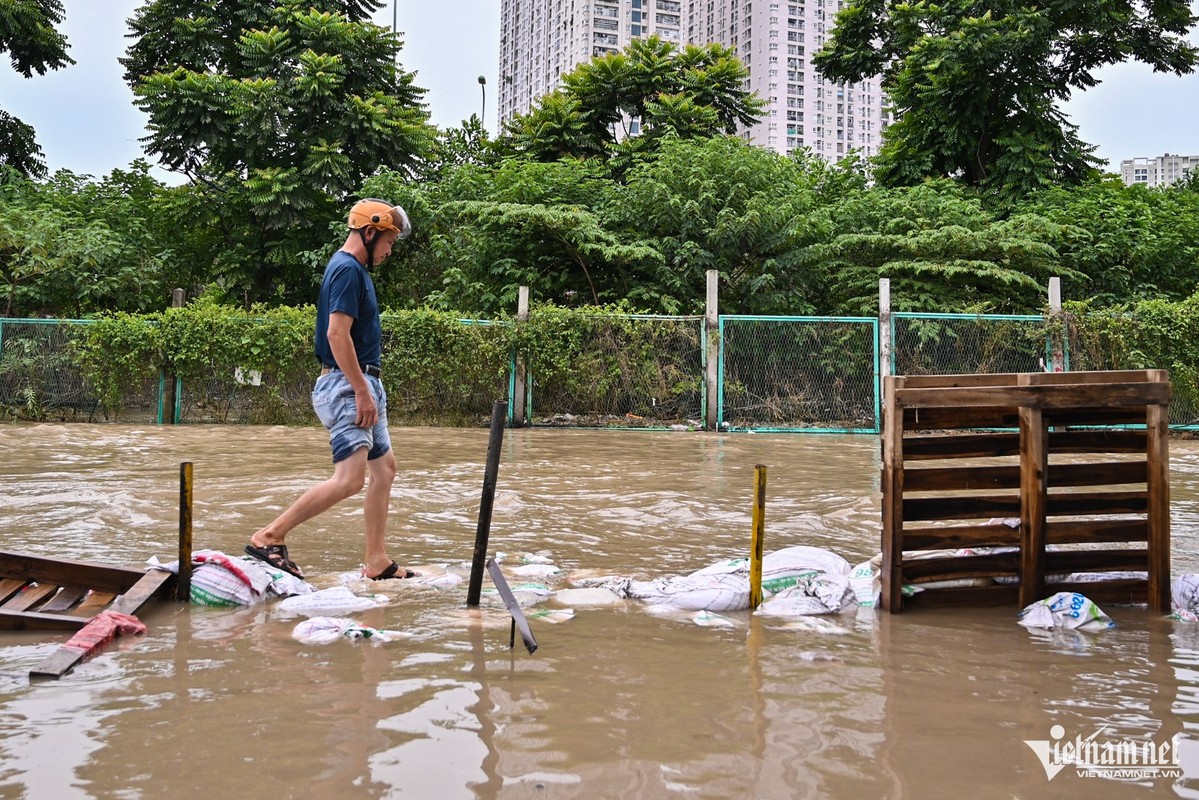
1019;398;1047;607
71;591;118;617
1146;387;1171;612
1;583;60;612
904;465;1019;492
109;570;174;616
0;609;87;631
898;370;1158;390
0;552;145;593
895;381;1171;410
1045;491;1147;516
1044;408;1148;427
1047;460;1147;487
903;523;1021;550
38;586;88;613
902;552;1020;582
0;578;27;604
1044;548;1149;574
881;375;905;611
1046;518;1148;545
1048;429;1147;454
904;494;1021;522
902;584;1020;608
903;432;1021;460
1043;579;1146;605
903;406;1020;430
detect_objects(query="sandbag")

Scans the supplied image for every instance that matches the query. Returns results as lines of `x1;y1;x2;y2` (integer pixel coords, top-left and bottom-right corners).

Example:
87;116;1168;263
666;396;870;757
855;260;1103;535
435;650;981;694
1018;592;1114;631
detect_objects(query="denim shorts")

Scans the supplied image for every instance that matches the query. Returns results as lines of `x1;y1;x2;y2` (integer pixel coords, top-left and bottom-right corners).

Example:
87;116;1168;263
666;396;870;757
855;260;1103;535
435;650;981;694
312;370;391;463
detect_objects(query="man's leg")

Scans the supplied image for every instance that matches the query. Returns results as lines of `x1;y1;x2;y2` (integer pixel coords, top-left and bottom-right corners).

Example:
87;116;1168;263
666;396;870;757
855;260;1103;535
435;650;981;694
362;448;399;579
251;447;368;548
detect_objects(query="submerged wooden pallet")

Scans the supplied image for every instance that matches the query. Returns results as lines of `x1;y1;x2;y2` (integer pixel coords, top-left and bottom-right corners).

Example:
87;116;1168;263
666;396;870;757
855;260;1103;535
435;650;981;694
0;550;174;632
881;369;1171;612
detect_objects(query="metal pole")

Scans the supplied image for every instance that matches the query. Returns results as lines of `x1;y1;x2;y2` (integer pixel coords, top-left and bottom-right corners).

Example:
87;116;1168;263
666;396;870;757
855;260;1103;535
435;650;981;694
878;278;892;378
749;464;767;609
478;75;487;123
467;400;508;606
178;462;193;602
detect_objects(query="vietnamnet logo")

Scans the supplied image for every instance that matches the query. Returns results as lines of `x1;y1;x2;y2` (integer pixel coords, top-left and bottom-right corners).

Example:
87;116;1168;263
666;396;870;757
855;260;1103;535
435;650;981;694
1024;724;1182;781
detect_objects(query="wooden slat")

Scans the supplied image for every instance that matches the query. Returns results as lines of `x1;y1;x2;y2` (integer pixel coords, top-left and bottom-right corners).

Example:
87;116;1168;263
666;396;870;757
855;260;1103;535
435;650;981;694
1;583;61;612
1044;408;1149;427
38;586;88;613
1044;579;1147;605
904;494;1021;522
110;570;174;616
902;552;1020;582
0;578;27;604
903;432;1021;460
0;609;88;631
902;584;1020;608
0;552;145;593
1046;491;1147;516
1046;519;1148;545
901;524;1020;550
1047;460;1147;487
904;406;1020;430
1044;548;1149;574
897;370;1159;390
1048;429;1147;454
71;591;118;617
896;382;1172;410
904;465;1019;492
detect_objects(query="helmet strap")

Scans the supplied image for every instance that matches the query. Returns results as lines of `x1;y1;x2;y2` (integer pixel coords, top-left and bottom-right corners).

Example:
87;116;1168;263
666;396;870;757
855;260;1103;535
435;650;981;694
358;228;377;269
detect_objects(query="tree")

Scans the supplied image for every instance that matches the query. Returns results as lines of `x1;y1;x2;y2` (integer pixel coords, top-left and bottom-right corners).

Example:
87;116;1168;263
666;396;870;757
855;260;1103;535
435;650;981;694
0;163;175;317
499;36;765;165
0;0;73;178
813;0;1199;198
807;181;1078;313
609;137;827;314
122;0;435;303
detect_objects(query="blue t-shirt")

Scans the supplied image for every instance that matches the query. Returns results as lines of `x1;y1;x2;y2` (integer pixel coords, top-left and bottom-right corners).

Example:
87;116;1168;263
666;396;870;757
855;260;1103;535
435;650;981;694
314;251;382;369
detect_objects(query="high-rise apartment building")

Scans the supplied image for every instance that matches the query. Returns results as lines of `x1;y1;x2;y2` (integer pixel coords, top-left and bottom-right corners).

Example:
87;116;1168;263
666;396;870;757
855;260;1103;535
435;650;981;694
1120;153;1198;188
497;0;888;161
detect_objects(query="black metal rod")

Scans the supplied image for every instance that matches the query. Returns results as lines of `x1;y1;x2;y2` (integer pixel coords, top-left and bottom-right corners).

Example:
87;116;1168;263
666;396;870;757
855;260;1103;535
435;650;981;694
467;400;508;606
178;462;193;601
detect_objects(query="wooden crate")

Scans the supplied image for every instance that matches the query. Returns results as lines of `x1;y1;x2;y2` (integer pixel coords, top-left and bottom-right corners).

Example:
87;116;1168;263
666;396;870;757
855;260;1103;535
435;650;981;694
881;370;1171;612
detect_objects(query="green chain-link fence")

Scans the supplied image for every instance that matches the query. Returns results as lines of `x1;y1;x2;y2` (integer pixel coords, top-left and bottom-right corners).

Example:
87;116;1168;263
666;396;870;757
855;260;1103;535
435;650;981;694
718;316;879;432
4;309;1196;430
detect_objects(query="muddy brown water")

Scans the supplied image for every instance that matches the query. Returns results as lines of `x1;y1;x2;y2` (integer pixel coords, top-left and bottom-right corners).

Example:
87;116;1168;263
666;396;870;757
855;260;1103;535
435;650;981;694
2;424;1199;799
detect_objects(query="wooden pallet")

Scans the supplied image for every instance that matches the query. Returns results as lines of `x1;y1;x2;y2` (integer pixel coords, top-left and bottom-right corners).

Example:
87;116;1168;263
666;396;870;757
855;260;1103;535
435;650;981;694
0;551;174;632
880;369;1172;612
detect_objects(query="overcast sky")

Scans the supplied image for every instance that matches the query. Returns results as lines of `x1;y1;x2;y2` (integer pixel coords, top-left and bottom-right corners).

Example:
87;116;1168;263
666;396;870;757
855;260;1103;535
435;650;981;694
0;0;1195;181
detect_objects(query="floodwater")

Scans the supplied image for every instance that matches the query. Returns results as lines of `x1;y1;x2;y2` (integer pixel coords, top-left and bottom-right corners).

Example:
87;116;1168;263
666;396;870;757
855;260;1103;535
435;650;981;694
2;425;1199;799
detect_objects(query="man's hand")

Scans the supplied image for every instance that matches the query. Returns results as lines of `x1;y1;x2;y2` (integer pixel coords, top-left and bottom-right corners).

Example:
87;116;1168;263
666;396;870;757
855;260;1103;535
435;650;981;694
354;384;378;428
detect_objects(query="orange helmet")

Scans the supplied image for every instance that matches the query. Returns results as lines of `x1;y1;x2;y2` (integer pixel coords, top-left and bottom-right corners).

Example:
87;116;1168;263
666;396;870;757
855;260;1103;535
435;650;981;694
347;198;412;238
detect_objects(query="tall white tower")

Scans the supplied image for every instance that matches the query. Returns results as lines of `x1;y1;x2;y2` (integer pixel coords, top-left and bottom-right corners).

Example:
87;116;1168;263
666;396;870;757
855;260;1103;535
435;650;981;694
497;0;888;161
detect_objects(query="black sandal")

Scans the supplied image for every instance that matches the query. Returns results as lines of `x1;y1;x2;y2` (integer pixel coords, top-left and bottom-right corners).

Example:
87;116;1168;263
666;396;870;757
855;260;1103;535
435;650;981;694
245;543;304;579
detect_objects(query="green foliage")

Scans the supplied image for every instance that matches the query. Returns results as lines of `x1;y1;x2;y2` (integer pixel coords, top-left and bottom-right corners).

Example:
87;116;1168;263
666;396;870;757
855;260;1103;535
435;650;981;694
810;181;1081;313
1019;178;1199;305
0;0;73;178
498;36;765;166
610;137;826;314
123;0;436;302
814;0;1199;197
0;163;176;316
1067;294;1199;419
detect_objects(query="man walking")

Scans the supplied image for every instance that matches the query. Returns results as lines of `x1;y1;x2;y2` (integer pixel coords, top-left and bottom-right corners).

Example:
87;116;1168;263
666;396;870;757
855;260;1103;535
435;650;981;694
246;199;415;581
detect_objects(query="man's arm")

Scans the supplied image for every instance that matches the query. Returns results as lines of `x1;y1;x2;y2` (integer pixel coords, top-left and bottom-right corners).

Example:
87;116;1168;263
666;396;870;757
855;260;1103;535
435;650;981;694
327;310;377;428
